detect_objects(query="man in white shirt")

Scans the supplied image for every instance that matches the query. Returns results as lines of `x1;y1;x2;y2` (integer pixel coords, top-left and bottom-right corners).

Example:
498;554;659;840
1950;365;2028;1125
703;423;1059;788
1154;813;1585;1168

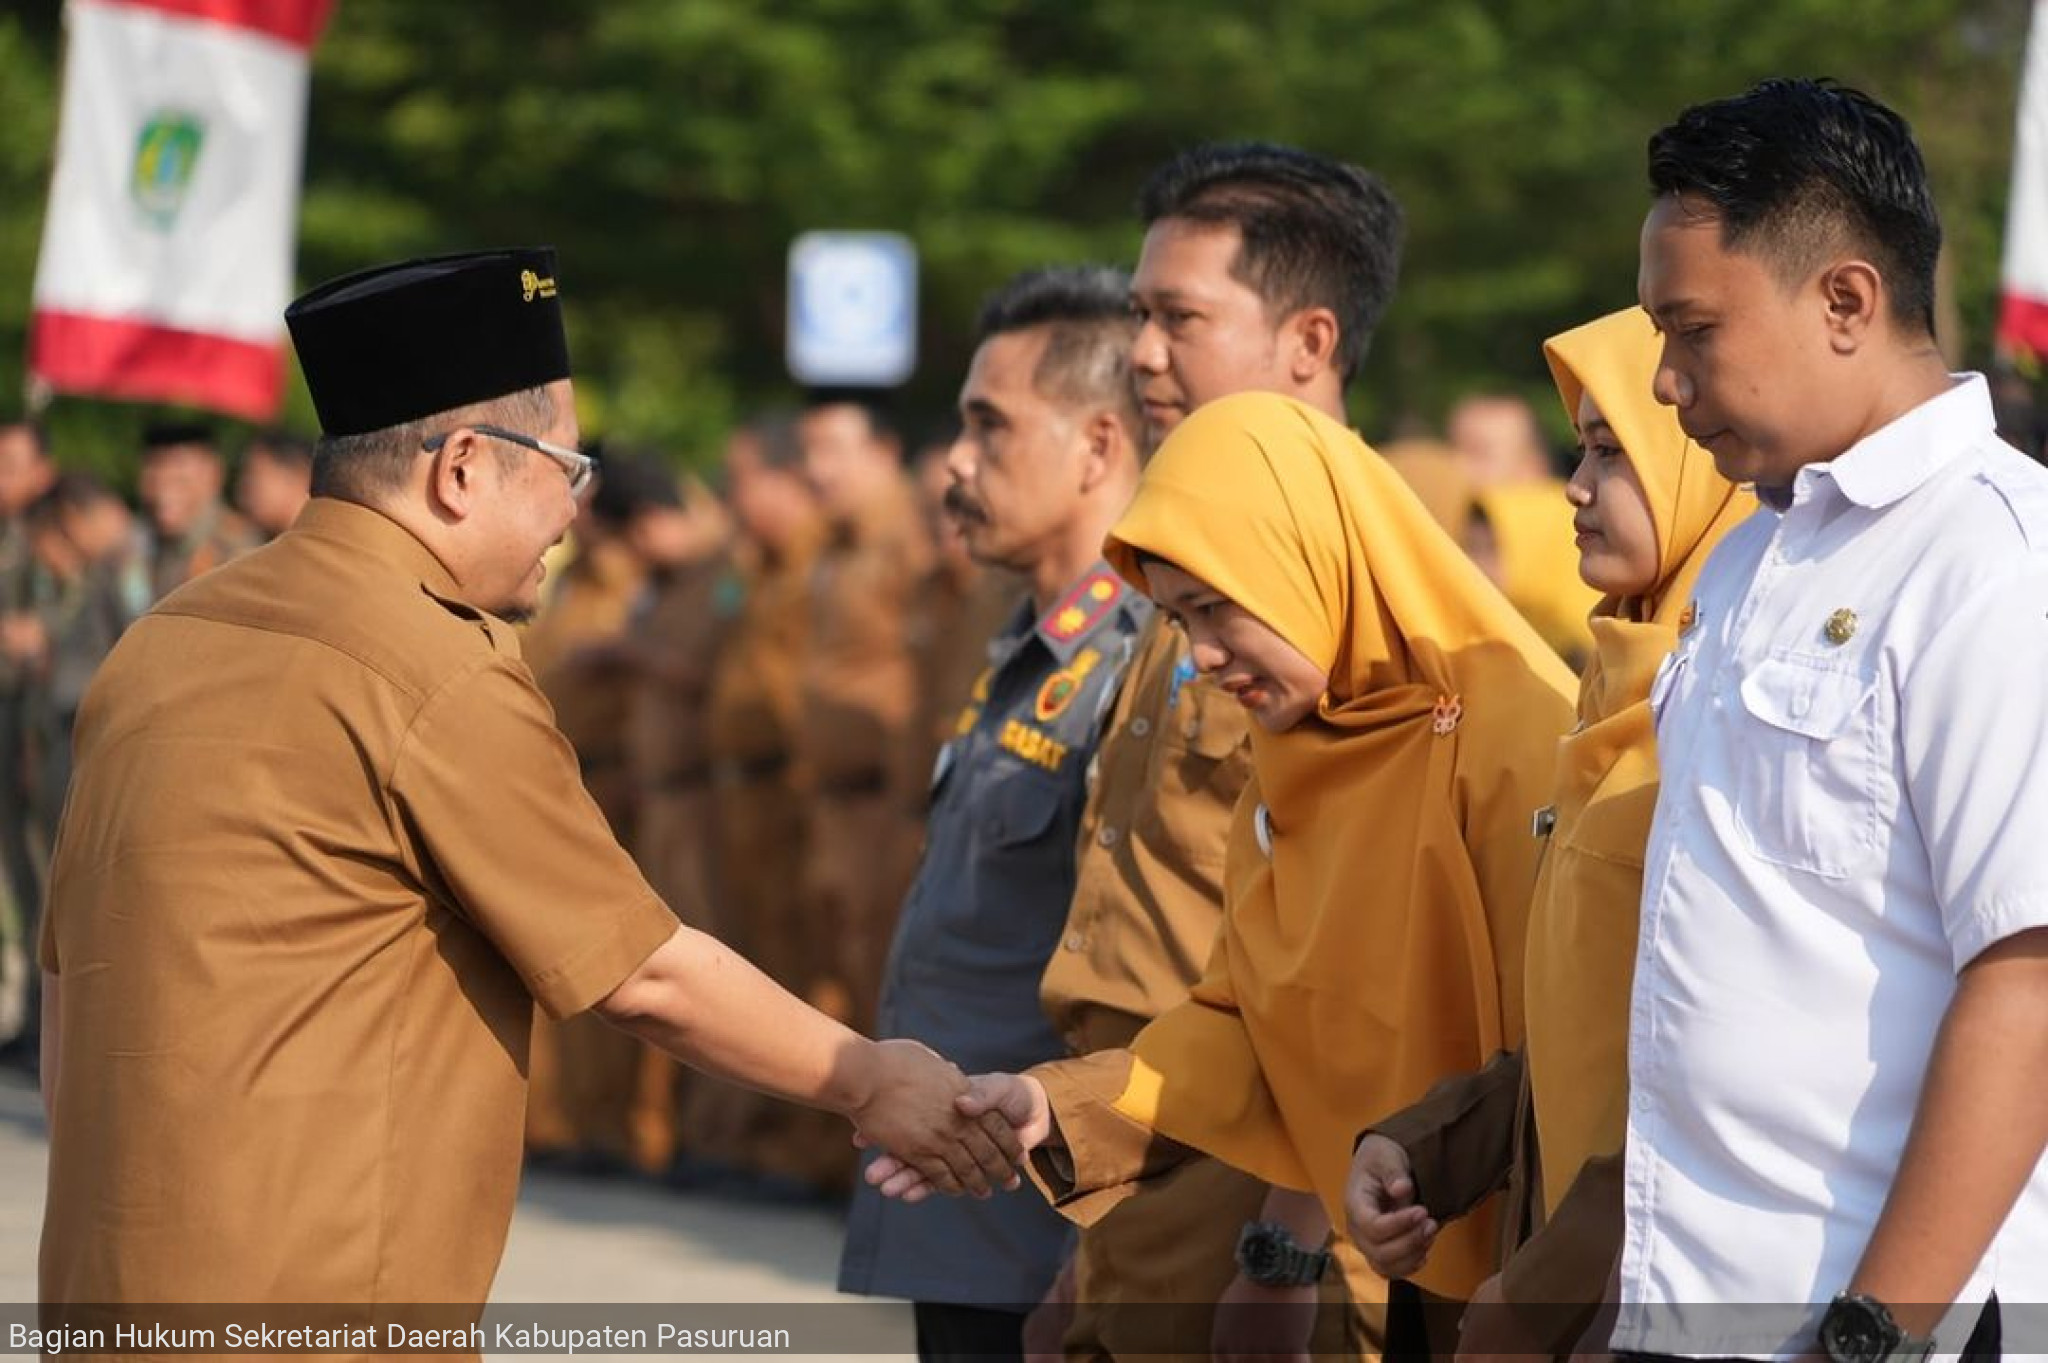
1618;78;2048;1363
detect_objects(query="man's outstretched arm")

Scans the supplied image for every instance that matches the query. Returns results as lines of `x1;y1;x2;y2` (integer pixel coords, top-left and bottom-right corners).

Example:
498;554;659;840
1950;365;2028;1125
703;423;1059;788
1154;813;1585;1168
597;925;1024;1198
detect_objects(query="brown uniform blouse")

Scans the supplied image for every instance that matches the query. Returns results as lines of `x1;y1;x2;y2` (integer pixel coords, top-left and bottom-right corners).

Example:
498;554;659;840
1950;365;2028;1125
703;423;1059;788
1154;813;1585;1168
39;498;678;1306
1039;614;1252;1055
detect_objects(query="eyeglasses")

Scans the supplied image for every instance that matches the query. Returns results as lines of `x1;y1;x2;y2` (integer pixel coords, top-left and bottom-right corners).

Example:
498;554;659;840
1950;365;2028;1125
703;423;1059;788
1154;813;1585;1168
422;423;598;497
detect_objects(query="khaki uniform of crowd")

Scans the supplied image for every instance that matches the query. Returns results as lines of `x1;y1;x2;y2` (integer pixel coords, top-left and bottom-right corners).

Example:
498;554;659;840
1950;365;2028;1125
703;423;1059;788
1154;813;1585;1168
522;460;1028;1197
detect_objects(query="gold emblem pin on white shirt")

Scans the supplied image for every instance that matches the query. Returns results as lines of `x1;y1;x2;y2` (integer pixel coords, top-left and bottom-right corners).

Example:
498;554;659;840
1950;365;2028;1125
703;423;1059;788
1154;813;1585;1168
1824;608;1858;646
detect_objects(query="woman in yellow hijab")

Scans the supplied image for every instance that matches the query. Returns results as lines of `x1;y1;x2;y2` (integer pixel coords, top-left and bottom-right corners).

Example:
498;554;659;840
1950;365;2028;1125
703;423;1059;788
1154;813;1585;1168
868;391;1576;1327
1349;306;1751;1355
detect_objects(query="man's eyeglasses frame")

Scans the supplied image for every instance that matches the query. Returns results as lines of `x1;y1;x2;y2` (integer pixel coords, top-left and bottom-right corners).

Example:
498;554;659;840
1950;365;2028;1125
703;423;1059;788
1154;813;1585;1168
421;423;597;497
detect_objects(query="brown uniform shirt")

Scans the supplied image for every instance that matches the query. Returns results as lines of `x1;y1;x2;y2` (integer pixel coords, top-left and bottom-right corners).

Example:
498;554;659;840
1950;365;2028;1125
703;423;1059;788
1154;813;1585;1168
628;551;732;796
707;539;813;778
797;478;932;789
39;498;677;1305
1040;613;1253;1054
523;536;647;827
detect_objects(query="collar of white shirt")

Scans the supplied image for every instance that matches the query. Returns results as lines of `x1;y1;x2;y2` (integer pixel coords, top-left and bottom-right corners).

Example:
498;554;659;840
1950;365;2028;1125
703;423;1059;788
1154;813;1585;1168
1781;373;1996;511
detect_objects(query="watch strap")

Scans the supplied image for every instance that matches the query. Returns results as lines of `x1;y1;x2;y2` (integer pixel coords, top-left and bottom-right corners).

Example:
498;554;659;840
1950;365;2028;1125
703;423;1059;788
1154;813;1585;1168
1237;1220;1333;1287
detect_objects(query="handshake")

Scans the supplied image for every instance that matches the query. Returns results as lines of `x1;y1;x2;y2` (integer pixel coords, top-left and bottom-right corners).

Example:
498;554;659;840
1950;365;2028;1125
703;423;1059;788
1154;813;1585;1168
846;1043;1054;1202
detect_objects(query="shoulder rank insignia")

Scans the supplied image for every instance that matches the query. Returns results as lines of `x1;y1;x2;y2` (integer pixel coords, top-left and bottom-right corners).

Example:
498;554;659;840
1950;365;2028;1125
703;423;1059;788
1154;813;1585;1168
1045;570;1123;644
1036;648;1103;723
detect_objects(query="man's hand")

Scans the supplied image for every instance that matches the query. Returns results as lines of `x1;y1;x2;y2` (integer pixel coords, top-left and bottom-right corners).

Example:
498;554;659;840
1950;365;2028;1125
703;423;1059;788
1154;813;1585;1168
1212;1273;1318;1363
1346;1132;1437;1278
847;1040;1023;1200
864;1070;1052;1200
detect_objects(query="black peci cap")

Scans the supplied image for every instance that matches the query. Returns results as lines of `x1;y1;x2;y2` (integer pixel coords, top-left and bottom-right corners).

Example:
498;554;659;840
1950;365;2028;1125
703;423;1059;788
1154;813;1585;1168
285;248;572;437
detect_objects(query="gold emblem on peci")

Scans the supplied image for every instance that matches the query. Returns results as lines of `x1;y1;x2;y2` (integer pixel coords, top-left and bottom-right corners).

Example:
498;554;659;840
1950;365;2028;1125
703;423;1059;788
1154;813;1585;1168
1824;608;1858;646
520;269;558;302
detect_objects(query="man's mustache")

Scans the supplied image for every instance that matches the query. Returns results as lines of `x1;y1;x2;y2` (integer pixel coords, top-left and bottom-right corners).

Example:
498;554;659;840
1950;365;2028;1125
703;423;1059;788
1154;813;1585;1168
942;484;988;524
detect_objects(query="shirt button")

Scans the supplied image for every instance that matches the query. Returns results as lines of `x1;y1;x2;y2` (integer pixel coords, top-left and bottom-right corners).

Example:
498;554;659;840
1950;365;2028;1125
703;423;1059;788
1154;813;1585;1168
1130;717;1151;738
1097;826;1120;848
1064;933;1085;952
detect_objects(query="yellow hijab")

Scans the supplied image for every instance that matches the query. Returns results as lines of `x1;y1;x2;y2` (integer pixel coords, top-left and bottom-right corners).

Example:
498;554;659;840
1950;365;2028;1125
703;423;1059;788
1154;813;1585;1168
1522;307;1752;1216
1103;393;1576;1296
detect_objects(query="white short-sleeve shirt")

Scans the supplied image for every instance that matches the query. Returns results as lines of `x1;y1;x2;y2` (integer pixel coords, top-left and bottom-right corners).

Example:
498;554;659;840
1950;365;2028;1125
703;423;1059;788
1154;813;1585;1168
1615;375;2048;1360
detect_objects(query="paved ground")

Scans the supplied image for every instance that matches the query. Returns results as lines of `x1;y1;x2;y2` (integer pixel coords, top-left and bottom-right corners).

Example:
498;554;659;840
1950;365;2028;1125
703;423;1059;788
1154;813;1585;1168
0;1073;913;1359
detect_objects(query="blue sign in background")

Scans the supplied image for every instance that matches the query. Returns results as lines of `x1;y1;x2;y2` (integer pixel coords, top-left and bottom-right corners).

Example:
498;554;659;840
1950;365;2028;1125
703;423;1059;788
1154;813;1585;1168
786;231;918;387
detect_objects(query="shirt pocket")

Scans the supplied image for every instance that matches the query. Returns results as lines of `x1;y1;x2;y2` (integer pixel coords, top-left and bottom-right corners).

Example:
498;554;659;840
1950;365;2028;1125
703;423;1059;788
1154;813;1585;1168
1147;680;1252;874
1731;653;1882;879
978;766;1063;848
953;765;1070;953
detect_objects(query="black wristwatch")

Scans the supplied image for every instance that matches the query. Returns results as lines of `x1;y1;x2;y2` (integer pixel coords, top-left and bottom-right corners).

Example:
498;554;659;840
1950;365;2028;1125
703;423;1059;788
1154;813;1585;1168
1234;1220;1332;1288
1819;1293;1935;1363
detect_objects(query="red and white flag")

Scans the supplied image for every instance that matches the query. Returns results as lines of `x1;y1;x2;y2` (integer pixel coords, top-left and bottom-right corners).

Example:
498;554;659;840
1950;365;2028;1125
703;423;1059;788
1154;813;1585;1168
2001;0;2048;361
28;0;334;419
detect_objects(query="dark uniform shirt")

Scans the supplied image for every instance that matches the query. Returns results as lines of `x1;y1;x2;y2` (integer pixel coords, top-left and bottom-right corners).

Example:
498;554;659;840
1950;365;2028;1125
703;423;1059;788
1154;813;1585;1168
839;564;1148;1307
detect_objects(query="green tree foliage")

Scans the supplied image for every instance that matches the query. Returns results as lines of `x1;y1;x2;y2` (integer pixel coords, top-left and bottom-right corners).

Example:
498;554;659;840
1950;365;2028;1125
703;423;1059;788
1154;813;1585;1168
0;0;2032;477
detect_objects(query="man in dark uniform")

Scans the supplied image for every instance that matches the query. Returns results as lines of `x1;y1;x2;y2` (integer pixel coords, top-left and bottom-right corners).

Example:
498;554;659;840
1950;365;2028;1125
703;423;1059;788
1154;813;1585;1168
838;266;1148;1363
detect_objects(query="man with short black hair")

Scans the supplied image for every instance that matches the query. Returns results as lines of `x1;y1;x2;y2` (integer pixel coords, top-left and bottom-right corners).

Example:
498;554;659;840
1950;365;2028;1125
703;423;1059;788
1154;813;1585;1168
38;248;1019;1315
1612;78;2048;1360
838;265;1148;1363
1033;142;1411;1360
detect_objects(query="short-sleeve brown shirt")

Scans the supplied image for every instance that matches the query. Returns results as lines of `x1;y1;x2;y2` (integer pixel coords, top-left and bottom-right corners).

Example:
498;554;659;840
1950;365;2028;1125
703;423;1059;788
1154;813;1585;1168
39;498;677;1305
